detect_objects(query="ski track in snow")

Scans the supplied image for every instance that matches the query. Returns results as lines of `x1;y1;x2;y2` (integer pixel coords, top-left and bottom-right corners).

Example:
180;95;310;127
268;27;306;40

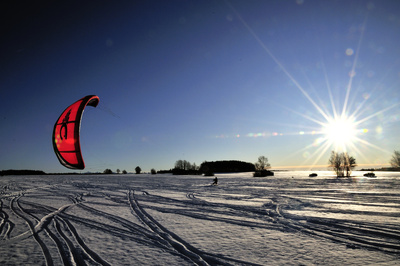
0;172;399;265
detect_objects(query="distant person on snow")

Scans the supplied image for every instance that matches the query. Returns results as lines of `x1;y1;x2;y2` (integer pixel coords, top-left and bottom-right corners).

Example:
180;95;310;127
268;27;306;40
212;176;218;185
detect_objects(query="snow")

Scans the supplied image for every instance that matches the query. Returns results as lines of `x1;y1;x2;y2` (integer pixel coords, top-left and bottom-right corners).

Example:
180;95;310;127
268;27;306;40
0;171;399;265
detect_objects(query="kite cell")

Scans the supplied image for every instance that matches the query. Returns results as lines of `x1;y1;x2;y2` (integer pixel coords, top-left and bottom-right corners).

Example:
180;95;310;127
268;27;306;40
52;95;99;169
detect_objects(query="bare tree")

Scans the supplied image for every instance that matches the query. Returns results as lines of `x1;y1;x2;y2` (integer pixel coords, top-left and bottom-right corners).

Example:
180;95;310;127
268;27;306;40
390;150;400;168
255;156;271;171
329;151;356;177
344;154;357;177
329;151;343;177
183;160;191;170
191;163;199;171
175;160;195;170
175;160;184;169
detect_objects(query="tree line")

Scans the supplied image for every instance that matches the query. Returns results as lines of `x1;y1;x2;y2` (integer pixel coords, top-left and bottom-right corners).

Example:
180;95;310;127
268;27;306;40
103;166;141;174
0;169;46;176
99;149;400;177
169;156;273;176
100;156;274;176
3;150;399;176
328;149;400;177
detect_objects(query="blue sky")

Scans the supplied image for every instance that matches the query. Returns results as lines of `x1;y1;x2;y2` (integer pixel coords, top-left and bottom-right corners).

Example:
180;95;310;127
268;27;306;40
1;0;399;173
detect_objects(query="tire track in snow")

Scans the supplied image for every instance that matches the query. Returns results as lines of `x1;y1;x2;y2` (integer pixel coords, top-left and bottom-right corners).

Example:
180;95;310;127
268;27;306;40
304;218;400;253
154;191;277;226
131;190;265;266
56;217;111;266
76;201;166;243
59;211;170;249
53;217;112;266
127;191;282;240
52;218;82;266
128;190;211;266
22;193;116;265
266;197;400;254
14;196;79;266
10;195;54;266
0;199;14;240
62;196;179;253
180;192;278;228
186;192;196;199
7;191;111;265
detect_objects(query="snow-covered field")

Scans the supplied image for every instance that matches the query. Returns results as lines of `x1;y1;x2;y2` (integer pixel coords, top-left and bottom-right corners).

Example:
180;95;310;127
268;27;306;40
0;171;399;265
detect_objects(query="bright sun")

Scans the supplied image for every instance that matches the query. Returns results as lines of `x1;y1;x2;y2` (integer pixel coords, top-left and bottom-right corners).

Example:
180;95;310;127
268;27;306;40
322;115;357;151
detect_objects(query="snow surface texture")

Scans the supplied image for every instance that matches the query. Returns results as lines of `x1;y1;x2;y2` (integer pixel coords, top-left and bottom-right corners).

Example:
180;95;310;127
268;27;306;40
0;171;399;265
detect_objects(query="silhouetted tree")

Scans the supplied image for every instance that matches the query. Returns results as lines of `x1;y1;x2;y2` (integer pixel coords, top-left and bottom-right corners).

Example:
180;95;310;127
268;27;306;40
328;151;356;177
329;151;342;177
183;160;191;170
191;163;199;171
172;160;200;175
175;160;193;170
253;156;273;177
103;169;113;174
390;150;400;168
135;166;141;174
255;156;271;170
344;155;357;177
175;160;184;170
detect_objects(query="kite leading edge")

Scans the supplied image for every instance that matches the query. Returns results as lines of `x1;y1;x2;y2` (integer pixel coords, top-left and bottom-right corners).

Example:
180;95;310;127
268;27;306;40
52;95;99;169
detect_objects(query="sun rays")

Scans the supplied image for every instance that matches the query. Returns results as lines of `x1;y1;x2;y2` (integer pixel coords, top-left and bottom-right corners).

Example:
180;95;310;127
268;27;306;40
322;114;358;151
227;2;399;169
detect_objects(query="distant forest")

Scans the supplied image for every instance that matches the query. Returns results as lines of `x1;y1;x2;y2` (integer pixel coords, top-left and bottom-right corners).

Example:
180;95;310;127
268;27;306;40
1;160;256;176
0;170;98;176
0;169;46;176
0;160;256;176
159;160;257;176
359;167;400;172
199;160;255;175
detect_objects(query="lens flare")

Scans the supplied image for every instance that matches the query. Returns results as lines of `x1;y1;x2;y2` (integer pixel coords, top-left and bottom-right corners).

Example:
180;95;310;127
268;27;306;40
346;48;354;56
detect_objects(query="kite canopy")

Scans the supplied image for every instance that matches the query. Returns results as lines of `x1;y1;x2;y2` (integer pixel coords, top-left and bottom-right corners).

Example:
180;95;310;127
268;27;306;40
52;95;99;169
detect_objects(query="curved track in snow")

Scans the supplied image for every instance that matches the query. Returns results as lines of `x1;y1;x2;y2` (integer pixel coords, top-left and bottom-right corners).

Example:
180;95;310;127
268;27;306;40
0;173;399;265
267;194;400;254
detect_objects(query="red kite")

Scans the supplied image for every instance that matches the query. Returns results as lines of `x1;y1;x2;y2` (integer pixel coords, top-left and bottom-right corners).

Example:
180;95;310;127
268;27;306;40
52;95;99;169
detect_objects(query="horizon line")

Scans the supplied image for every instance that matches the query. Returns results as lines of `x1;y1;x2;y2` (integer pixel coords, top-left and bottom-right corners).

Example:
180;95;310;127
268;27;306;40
272;163;391;170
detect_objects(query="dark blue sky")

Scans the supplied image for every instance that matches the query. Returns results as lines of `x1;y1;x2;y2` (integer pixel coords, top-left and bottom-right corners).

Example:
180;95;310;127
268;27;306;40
1;0;399;173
